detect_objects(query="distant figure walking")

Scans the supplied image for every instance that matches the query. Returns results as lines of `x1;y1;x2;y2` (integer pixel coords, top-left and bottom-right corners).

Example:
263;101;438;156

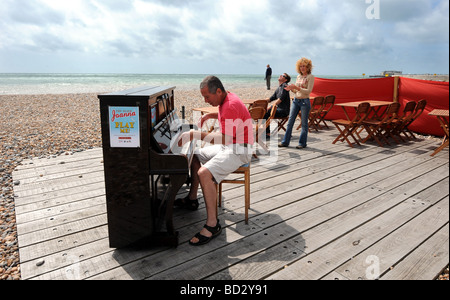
265;64;272;90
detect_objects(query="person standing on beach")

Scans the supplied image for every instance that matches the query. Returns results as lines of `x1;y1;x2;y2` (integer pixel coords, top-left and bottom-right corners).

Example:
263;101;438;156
175;76;254;246
265;64;272;90
280;58;315;149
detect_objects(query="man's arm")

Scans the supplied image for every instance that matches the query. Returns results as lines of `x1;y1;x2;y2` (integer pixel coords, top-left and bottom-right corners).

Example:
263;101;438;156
178;130;233;147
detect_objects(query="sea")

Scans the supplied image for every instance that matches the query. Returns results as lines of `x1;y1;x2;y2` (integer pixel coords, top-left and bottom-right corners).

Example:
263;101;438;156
0;73;363;95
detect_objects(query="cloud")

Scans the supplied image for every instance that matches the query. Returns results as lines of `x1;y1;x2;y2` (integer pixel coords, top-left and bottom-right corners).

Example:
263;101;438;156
0;0;448;74
392;0;449;44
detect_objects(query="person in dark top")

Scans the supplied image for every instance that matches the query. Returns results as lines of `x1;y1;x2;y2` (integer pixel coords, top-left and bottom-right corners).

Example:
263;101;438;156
265;65;272;90
264;73;291;135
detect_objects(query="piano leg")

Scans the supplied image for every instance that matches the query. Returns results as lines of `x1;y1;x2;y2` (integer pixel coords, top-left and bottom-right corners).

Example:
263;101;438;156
165;173;188;235
153;173;187;247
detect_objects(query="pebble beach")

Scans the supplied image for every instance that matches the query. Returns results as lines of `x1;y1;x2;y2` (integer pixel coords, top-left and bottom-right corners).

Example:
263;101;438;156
0;87;273;280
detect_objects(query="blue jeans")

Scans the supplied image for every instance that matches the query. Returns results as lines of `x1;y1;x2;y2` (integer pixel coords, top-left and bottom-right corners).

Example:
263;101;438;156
282;98;311;147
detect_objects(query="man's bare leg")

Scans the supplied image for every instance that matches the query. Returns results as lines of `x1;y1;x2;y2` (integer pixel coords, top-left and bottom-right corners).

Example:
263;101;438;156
190;166;218;243
187;155;201;200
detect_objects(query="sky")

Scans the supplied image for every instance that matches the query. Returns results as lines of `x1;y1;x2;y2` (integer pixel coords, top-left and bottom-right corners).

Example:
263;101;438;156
0;0;449;76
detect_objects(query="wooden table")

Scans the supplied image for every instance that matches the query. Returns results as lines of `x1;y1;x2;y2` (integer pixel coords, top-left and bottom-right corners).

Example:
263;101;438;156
243;99;265;106
192;106;218;115
192;107;219;134
335;100;393;146
337;100;393;121
192;99;265;115
429;109;449;157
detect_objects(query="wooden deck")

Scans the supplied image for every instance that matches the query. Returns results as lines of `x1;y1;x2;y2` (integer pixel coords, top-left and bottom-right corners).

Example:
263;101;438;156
13;123;449;280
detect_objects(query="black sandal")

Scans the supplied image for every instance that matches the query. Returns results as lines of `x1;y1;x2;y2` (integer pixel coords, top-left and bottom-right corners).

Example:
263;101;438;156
174;196;199;211
189;220;222;246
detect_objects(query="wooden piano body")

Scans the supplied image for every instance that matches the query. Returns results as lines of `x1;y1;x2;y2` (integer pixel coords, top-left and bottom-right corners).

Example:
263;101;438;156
99;86;192;248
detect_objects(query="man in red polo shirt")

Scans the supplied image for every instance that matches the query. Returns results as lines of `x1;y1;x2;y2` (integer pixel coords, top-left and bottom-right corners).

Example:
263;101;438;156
177;76;254;246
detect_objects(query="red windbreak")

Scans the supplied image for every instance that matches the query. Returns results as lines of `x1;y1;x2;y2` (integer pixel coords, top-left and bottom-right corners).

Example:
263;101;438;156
311;77;395;121
398;77;449;136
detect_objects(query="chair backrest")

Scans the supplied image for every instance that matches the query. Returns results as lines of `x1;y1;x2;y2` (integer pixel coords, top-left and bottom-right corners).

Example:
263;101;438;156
353;102;371;124
403;101;417;115
249;107;267;142
412;99;427;120
264;104;278;131
385;102;401;118
322;95;336;112
311;96;325;110
248;107;266;121
251;100;269;111
401;101;417;122
402;99;427;129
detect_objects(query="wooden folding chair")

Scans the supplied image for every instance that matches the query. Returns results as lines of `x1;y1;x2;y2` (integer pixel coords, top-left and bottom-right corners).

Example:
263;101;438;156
401;99;427;141
391;101;417;143
248;106;266;156
362;102;401;147
253;104;277;154
249;107;266;123
217;163;251;224
332;102;371;147
275;116;289;133
297;96;325;131
317;95;335;129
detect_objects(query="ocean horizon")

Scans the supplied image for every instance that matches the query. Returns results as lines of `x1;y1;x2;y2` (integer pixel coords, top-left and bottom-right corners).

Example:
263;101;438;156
0;73;364;95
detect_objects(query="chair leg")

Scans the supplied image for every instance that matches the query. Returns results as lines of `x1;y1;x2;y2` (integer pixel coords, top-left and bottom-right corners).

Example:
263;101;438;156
333;124;355;147
347;127;362;146
332;124;347;144
320;118;330;129
216;184;220;219
216;166;251;224
405;128;417;140
363;125;385;147
244;169;250;224
278;119;288;132
218;183;223;207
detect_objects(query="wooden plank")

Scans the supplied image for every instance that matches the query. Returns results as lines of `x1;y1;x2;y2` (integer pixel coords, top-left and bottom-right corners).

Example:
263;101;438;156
12;128;448;280
220;144;446;224
15;187;105;215
22;149;444;278
17;201;106;235
207;166;449;280
380;224;449;280
14;149;103;172
13;171;105;199
14;164;104;191
267;192;448;280
325;198;449;280
18;214;107;248
87;151;447;280
18;225;109;264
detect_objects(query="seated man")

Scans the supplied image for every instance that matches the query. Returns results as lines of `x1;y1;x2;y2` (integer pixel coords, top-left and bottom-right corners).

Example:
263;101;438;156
176;76;254;246
264;73;291;136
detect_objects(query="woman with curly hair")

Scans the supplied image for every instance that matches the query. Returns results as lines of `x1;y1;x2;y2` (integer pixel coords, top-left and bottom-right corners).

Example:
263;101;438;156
279;58;315;149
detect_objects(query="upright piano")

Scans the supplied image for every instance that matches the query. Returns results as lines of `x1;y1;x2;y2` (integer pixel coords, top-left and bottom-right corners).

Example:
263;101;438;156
99;86;193;248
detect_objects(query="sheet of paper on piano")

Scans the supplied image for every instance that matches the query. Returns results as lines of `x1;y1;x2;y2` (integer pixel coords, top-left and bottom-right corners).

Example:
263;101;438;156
170;132;197;168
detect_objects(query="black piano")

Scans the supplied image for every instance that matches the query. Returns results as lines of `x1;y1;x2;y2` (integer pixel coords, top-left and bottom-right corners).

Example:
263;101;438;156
98;86;193;248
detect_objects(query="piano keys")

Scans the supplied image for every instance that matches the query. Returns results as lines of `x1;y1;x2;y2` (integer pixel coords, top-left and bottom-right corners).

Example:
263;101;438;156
98;86;195;248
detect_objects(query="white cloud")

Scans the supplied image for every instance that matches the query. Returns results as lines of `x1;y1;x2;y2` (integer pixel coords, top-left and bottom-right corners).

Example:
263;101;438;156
393;0;449;44
0;0;448;75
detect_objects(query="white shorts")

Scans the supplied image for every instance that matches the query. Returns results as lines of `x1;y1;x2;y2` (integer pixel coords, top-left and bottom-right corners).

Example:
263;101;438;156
195;144;253;184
